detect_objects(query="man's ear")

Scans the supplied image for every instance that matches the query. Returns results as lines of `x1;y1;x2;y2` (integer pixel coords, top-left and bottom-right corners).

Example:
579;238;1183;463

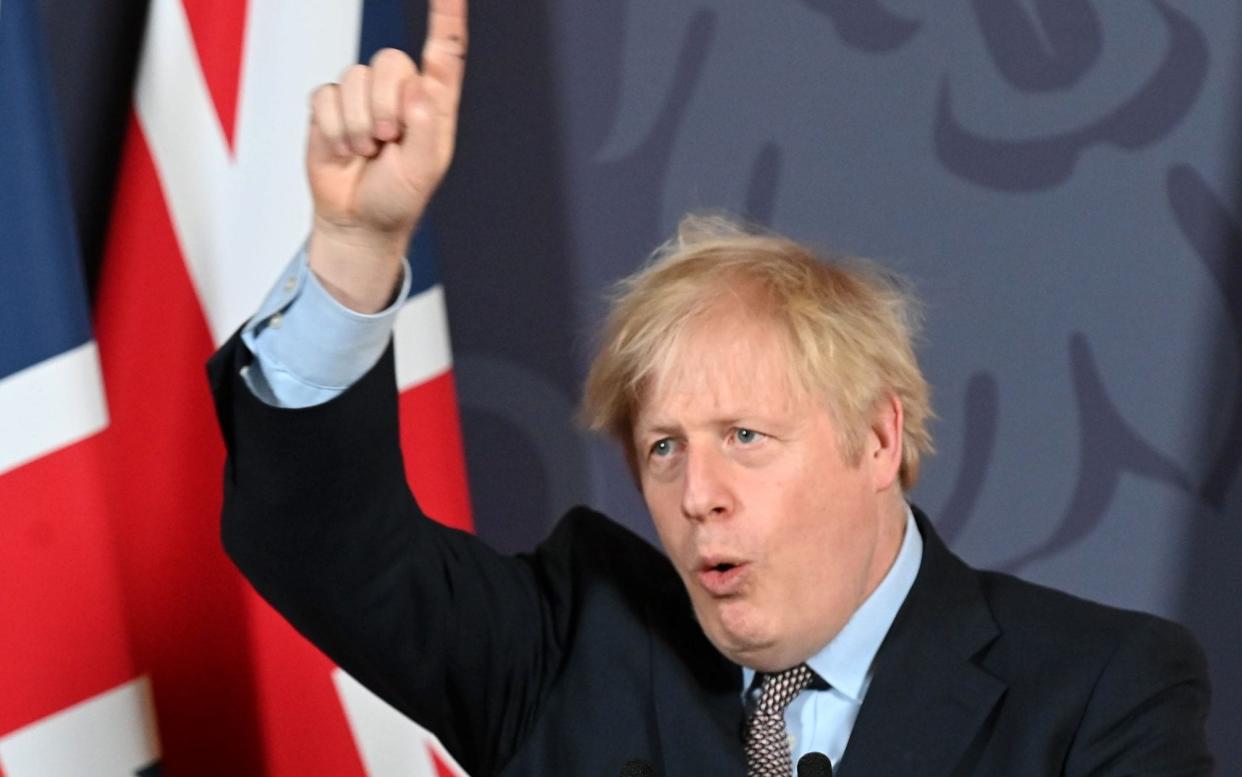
867;393;904;492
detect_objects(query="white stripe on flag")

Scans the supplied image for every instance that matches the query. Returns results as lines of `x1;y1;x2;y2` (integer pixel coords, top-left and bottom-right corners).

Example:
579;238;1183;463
133;0;231;314
0;676;161;776
332;669;464;777
136;0;364;348
394;285;453;392
0;342;108;475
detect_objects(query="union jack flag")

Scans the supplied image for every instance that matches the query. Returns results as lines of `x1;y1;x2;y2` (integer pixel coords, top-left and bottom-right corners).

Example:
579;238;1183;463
0;1;471;774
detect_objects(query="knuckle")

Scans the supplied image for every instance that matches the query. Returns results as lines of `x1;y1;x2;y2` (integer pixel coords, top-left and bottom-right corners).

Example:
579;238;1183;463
348;125;372;142
309;88;342;130
343;110;371;134
372;102;395;122
371;47;410;69
340;63;371;84
310;83;337;105
315;120;343;142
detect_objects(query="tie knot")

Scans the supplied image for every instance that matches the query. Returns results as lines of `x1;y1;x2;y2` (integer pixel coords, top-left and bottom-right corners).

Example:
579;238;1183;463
755;664;815;717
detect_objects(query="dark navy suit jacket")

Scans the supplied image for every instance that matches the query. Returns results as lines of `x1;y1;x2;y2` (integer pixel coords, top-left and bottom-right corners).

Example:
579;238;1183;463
210;335;1212;776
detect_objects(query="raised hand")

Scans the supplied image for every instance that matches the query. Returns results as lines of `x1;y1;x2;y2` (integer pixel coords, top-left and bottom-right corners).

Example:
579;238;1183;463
306;0;467;312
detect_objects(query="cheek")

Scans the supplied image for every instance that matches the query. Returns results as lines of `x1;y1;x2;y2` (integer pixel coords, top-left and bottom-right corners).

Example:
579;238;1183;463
796;507;877;613
774;480;868;583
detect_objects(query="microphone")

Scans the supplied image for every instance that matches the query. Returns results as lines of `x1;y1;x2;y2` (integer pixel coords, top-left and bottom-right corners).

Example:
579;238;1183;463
797;751;833;777
619;759;656;777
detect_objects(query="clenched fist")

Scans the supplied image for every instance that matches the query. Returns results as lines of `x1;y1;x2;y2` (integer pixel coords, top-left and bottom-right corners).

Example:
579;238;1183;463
307;0;467;312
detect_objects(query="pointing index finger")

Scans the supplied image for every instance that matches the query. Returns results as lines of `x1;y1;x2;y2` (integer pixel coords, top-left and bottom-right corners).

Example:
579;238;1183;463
423;0;468;94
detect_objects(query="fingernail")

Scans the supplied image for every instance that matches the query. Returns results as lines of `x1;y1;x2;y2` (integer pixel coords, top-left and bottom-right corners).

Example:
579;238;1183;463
376;119;397;140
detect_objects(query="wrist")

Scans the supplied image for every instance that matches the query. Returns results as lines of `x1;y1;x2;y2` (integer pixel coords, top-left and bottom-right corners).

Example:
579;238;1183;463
308;219;408;313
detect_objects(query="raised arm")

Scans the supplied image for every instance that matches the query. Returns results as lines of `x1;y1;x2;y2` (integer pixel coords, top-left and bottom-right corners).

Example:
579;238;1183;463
217;8;583;771
306;0;467;313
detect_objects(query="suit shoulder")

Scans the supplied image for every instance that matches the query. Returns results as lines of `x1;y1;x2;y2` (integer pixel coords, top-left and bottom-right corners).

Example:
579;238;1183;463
976;568;1188;634
973;568;1206;677
968;576;1215;773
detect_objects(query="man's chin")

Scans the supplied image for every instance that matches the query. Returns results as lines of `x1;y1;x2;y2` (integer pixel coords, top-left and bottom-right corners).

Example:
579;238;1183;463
702;621;819;672
699;613;780;669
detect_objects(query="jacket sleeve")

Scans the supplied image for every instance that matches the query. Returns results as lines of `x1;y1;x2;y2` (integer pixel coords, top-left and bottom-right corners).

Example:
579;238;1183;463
208;330;574;776
1063;615;1213;776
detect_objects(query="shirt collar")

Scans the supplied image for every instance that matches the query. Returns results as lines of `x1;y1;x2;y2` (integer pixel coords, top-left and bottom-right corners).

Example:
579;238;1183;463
741;505;923;704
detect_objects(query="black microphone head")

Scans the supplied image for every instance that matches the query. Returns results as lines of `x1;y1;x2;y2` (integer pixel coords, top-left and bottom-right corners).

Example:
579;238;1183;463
619;759;656;777
797;751;834;777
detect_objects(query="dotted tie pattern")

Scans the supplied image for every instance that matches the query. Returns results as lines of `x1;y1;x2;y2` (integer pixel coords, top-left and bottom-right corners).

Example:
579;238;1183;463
744;664;816;777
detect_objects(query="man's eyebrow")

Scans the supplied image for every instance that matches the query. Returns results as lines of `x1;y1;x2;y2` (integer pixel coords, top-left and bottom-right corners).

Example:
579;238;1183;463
635;421;681;438
636;416;763;437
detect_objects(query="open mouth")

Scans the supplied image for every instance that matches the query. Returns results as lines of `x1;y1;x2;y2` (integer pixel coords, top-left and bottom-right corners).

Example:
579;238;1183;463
698;560;748;596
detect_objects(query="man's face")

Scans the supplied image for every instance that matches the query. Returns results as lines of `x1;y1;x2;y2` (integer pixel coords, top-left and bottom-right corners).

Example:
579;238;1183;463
634;312;905;672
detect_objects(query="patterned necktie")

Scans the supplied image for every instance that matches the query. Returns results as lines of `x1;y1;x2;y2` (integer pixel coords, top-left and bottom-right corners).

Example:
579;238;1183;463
744;664;816;777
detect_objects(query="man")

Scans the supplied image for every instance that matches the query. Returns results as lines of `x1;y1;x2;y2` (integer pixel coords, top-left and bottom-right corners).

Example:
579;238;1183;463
209;1;1213;773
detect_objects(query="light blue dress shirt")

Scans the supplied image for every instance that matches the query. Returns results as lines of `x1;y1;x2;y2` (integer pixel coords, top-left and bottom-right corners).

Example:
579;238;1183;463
241;248;411;408
244;254;924;767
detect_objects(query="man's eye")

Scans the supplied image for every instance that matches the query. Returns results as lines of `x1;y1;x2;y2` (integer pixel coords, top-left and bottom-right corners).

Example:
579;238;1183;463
735;428;762;445
650;438;676;457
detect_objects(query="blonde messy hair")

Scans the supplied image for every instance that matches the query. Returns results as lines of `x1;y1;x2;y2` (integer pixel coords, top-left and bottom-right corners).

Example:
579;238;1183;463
580;214;934;490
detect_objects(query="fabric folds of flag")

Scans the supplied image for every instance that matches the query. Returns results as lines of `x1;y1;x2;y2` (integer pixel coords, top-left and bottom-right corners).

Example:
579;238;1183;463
0;1;161;774
2;0;473;774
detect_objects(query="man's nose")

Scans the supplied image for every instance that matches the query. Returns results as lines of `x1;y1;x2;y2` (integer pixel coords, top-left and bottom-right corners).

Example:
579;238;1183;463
680;445;733;521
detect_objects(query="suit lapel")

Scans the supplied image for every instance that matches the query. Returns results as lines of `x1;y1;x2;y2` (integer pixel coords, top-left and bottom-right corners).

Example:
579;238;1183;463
837;509;1006;777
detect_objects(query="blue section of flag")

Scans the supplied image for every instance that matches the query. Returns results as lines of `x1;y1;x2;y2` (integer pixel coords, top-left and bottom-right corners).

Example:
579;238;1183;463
405;220;443;299
357;0;443;300
358;0;414;59
0;0;93;380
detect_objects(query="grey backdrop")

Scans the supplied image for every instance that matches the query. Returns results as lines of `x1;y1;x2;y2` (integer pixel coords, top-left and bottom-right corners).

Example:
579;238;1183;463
432;1;1242;766
42;0;1241;769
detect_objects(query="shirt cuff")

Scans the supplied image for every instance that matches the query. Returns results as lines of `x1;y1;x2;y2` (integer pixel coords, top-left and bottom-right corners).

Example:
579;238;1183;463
241;246;412;408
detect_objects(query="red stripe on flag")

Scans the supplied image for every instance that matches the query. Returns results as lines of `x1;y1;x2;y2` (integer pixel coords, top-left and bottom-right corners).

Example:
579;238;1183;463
0;439;135;735
183;0;248;150
95;115;265;775
431;746;465;777
242;592;367;775
90;3;477;767
398;370;474;533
